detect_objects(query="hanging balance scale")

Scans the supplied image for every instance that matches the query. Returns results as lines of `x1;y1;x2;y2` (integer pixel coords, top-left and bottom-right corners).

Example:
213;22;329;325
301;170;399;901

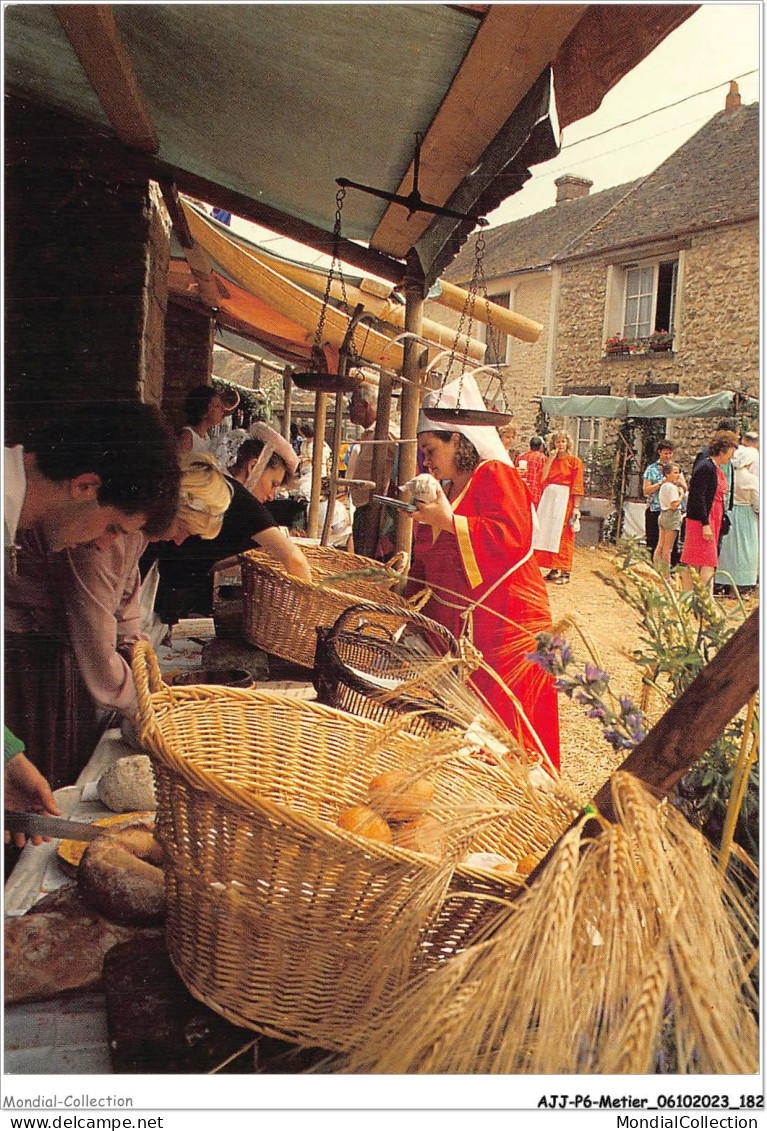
292;186;375;394
422;231;514;428
336;132;509;428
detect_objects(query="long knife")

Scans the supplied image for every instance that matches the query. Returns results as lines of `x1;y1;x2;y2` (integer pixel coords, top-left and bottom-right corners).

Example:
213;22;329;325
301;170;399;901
4;811;108;842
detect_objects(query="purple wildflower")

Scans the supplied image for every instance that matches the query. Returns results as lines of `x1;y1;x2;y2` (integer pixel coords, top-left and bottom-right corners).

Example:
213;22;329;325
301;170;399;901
584;662;610;684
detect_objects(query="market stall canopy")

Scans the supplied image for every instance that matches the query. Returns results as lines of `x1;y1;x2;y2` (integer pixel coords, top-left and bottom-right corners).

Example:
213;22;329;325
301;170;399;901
540;391;758;419
169;201;491;369
5;3;698;286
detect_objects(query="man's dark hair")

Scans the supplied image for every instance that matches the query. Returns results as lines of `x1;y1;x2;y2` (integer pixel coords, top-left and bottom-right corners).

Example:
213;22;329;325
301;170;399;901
715;417;739;434
656;439;674;456
529;436;544;451
231;437;284;474
299;423;315;439
184;384;221;427
29;401;180;536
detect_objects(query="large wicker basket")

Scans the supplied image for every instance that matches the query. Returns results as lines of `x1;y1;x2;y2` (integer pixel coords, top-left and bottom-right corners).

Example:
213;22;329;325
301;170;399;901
240;545;425;668
314;603;473;738
133;642;579;1051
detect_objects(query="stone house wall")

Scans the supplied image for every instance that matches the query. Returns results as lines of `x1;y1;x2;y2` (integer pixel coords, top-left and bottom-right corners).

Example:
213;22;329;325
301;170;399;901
424;269;554;446
162;302;215;433
546;218;759;484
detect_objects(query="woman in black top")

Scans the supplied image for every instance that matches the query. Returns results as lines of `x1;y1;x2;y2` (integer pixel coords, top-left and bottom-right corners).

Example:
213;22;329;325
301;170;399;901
681;432;738;589
145;427;311;623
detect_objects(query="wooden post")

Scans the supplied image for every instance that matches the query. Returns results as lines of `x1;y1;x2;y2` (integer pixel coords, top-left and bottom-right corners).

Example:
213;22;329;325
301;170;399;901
360;369;395;558
306;392;328;540
395;252;426;559
282;367;293;440
321;390;345;547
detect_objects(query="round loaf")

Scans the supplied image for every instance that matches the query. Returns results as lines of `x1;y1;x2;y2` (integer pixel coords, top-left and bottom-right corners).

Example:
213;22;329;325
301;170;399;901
77;824;165;925
97;755;157;813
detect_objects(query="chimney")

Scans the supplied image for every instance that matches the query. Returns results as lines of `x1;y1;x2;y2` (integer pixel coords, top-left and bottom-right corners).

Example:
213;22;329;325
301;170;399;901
554;174;593;205
724;80;741;115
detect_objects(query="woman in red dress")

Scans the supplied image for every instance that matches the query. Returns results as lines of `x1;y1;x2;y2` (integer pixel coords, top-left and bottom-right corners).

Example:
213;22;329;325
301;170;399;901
681;433;739;589
408;418;560;773
533;431;585;585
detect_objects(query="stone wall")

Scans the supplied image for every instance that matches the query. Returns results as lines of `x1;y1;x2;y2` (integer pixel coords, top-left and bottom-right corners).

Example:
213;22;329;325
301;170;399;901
502;273;552;441
6;166;170;442
547;219;759;477
162;303;214;433
424;269;553;446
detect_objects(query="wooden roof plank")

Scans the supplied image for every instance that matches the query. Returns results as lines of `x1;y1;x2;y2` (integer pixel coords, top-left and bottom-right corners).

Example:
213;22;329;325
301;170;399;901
53;3;160;153
370;4;586;257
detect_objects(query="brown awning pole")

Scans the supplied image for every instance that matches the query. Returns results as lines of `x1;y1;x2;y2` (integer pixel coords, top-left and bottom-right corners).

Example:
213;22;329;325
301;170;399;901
395;252;426;561
360;368;395;558
306;391;328;540
282;366;293;441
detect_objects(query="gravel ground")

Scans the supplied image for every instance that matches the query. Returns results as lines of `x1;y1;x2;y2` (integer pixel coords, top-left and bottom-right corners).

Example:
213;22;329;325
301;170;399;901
545;544;643;801
548;544;757;802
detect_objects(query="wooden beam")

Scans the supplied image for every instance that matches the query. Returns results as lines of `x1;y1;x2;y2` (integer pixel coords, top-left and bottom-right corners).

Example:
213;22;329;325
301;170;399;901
6;131;407;285
159;181;222;310
54;5;159;154
520;608;760;894
395;253;427;558
370;4;586;258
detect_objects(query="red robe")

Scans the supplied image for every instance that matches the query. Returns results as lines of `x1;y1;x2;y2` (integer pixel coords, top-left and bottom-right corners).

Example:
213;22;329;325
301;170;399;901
408;461;560;770
534;453;585;573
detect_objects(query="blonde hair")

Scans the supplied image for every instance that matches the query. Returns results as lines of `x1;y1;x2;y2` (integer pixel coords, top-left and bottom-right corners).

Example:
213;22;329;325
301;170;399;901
550;430;571;449
177;453;232;539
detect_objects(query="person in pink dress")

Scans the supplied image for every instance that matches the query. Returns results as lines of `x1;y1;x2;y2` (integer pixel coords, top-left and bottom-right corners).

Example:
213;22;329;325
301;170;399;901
681;432;739;589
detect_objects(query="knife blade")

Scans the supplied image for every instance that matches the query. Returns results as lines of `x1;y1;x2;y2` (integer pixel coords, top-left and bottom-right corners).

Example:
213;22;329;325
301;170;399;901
4;811;108;842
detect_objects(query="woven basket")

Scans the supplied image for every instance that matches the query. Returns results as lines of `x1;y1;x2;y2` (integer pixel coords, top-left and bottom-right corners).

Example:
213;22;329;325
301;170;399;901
314;603;472;738
133;642;579;1051
240;545;425;668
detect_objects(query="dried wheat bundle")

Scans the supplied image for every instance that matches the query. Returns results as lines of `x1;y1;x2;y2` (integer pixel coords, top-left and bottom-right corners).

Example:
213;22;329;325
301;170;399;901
357;626;558;773
341;772;758;1074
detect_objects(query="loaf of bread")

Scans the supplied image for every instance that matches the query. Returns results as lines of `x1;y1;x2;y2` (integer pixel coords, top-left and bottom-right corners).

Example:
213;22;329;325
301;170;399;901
77;824;165;926
4;884;162;1005
97;755;157;813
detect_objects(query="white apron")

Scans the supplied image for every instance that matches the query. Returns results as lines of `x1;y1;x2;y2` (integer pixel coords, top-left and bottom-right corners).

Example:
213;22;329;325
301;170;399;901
531;483;569;553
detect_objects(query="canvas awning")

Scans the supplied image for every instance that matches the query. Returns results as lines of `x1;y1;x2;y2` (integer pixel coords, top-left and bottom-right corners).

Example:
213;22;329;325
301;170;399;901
168;200;549;369
5;4;698;286
540;392;757;420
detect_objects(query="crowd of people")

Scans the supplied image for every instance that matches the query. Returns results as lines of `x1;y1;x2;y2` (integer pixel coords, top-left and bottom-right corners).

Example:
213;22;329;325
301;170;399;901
4;385;758;855
641;419;759;595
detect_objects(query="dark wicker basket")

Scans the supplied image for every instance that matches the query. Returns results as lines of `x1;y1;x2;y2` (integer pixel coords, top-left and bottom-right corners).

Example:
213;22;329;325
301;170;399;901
313;603;472;737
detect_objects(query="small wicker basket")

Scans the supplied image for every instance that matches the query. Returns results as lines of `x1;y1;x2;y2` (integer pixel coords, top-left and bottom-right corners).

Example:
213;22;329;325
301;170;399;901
134;642;579;1051
314;603;471;738
240;545;425;668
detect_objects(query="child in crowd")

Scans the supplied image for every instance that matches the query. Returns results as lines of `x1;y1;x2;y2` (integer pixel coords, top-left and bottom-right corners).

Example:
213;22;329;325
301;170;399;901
654;462;686;568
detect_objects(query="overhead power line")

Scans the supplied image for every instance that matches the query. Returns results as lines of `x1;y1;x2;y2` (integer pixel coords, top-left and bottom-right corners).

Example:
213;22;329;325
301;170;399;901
562;69;758;150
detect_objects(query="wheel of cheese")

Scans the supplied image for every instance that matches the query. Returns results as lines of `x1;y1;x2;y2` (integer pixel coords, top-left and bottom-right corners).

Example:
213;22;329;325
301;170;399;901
77;824;165;926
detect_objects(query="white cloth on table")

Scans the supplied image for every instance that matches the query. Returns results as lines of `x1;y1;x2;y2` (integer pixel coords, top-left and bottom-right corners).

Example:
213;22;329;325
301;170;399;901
623;501;648;541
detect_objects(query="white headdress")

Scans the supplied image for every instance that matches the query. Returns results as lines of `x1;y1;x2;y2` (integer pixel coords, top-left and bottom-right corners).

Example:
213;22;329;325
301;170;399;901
245;421;300;492
417;372;512;465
